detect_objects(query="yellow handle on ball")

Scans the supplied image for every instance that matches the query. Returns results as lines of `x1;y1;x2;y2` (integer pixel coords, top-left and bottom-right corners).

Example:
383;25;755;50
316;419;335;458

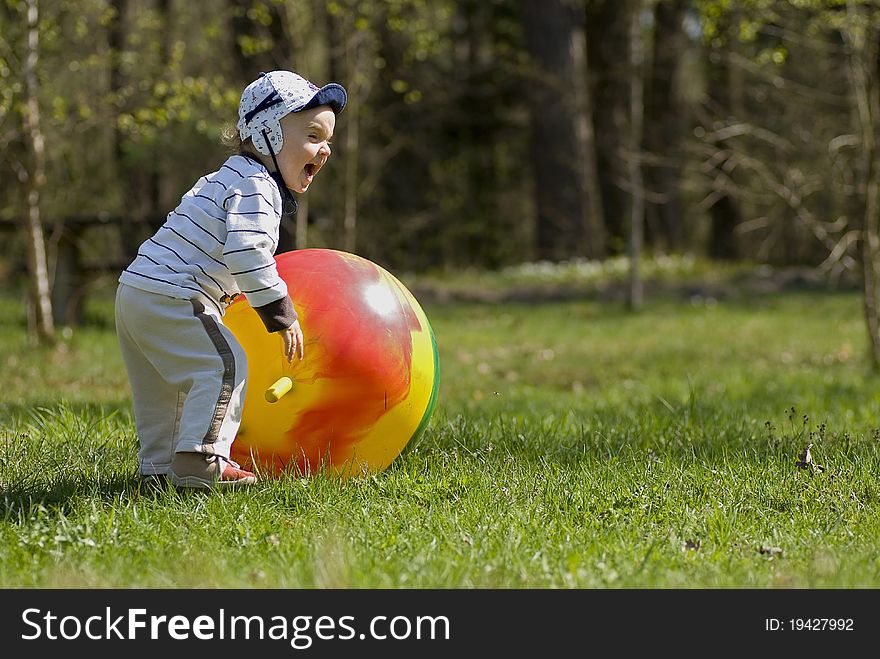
265;376;293;403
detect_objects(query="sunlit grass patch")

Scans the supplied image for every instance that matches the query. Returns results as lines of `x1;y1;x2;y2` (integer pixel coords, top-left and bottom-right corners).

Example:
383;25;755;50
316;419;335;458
1;281;879;587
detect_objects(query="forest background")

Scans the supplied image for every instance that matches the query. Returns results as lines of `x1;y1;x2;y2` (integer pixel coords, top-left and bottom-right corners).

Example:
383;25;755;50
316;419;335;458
3;0;880;358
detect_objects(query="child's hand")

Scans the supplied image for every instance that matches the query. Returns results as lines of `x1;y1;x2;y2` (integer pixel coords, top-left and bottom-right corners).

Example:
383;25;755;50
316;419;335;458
278;320;304;362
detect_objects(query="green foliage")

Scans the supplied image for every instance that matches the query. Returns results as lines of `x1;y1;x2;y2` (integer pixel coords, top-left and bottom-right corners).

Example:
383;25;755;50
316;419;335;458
1;0;879;277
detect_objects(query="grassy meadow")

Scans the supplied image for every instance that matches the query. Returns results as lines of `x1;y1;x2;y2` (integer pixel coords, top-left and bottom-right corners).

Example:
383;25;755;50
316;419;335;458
1;264;879;588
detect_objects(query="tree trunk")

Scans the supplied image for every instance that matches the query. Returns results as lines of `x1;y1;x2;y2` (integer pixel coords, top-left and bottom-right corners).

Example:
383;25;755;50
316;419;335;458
149;0;171;224
108;0;147;258
627;1;645;310
571;11;605;259
845;1;880;368
296;192;309;250
461;1;503;267
586;0;632;254
342;72;359;254
523;0;590;261
50;225;85;327
22;0;54;344
642;0;687;252
325;3;361;253
229;0;291;82
704;13;741;261
372;5;428;270
108;0;126;168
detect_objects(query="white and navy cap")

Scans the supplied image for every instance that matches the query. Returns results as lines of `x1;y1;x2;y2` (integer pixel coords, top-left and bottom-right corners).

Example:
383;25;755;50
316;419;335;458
237;70;347;157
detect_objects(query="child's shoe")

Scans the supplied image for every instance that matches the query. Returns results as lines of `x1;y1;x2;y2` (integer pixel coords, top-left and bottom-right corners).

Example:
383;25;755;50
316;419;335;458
169;452;257;490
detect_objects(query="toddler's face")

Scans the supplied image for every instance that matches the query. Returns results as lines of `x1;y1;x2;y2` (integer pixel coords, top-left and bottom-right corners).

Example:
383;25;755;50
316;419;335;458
277;107;336;193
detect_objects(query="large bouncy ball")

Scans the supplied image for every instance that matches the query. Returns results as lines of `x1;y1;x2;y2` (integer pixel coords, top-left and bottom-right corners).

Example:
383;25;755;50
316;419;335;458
224;249;439;478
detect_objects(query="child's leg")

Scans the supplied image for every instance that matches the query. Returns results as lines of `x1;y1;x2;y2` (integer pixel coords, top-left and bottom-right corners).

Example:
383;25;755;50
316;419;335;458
170;300;248;461
120;342;185;475
116;284;184;476
115;286;249;478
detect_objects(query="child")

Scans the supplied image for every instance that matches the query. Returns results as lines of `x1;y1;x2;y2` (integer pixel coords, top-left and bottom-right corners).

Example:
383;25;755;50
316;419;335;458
115;71;347;489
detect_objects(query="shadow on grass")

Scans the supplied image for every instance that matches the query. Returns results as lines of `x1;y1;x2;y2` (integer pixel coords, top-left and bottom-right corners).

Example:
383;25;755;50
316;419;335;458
0;472;220;522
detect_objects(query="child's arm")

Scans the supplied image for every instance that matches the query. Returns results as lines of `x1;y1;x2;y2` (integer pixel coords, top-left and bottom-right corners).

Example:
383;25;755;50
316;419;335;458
222;176;295;333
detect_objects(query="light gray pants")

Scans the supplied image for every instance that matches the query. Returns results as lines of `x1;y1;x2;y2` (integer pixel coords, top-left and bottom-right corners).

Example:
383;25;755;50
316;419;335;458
115;283;248;475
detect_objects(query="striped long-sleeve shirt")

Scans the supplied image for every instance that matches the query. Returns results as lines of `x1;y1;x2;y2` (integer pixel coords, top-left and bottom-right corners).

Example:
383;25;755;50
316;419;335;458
119;154;296;332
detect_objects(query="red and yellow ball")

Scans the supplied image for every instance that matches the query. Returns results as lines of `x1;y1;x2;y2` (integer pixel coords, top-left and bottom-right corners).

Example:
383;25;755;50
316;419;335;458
224;249;439;477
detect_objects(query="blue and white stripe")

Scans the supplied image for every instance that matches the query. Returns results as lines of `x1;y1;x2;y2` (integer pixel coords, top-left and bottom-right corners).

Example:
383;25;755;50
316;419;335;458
120;155;288;315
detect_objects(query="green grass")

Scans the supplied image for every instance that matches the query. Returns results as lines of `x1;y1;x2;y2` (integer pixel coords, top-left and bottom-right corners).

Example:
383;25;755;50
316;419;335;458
1;277;879;588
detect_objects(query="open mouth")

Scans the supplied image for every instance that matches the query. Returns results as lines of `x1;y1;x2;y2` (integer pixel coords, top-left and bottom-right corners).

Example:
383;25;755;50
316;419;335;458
304;163;317;178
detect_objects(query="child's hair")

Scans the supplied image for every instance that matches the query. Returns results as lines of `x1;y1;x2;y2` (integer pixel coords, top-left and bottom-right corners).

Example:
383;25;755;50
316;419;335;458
220;124;261;159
